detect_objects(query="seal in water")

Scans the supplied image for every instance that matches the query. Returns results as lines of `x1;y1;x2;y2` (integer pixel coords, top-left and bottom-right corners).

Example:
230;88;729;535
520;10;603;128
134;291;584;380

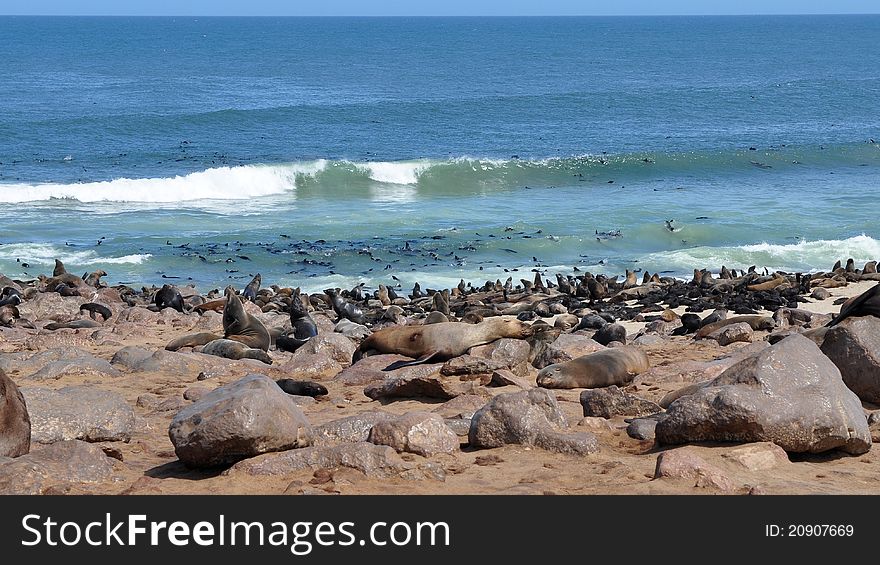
536;346;650;389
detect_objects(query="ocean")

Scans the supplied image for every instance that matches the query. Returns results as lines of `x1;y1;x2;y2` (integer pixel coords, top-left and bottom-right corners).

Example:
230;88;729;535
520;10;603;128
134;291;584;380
1;15;878;293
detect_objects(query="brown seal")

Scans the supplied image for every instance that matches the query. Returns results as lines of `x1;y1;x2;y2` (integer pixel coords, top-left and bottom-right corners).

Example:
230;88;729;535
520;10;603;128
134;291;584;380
536;346;649;389
0;369;30;457
695;315;775;339
166;332;222;351
201;339;272;364
354;316;532;366
222;286;271;350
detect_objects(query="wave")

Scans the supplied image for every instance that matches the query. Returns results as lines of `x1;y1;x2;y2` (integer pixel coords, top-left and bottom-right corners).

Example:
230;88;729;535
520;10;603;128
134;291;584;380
2;142;878;204
639;235;880;274
0;243;151;267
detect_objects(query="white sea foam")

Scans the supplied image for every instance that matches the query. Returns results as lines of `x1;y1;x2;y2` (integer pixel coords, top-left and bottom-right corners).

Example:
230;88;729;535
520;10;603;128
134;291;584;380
356;160;431;185
640;234;880;273
0;243;151;266
0;162;327;204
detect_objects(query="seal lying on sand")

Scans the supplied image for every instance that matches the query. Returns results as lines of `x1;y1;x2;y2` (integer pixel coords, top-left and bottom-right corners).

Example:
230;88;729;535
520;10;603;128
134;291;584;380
353;317;532;368
536;347;650;389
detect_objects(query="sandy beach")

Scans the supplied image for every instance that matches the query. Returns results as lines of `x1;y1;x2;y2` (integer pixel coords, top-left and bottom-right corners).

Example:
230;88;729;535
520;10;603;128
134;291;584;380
1;262;879;496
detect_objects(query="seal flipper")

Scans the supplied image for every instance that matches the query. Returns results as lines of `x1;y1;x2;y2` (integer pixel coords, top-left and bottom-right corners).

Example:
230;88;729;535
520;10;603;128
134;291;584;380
276;335;310;353
382;350;442;371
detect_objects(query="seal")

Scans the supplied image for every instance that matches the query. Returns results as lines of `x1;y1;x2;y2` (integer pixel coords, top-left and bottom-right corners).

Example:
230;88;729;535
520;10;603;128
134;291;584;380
154;284;185;313
80;302;112;321
242;273;261;302
0;369;30;457
44;319;101;330
275;379;328;397
222;286;271;350
354;317;533;367
695;315;775;339
166;332;221;351
53;259;66;277
536;346;650;389
0;305;19;328
193;297;226;313
325;288;366;325
826;282;880;327
201;338;272;364
83;269;107;288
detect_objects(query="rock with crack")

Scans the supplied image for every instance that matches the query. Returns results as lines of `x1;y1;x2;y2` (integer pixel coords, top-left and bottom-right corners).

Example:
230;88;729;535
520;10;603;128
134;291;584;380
21;386;134;444
655;334;870;455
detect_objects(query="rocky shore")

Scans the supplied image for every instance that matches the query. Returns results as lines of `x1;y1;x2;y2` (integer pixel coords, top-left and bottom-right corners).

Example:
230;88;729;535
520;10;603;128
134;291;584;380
1;259;880;495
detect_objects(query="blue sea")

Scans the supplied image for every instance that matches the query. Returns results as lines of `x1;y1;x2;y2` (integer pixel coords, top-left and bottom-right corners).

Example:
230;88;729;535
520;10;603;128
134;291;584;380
1;15;879;292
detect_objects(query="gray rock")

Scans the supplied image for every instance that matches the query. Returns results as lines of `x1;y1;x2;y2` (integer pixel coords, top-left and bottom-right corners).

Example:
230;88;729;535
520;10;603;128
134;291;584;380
228;442;407;478
364;375;485;401
110;346;153;369
626;418;658;441
439;355;505;377
334;354;439;386
469;338;532;376
27;355;122;381
489;369;534;389
293;333;356;366
313;411;395;444
169;374;313;468
653;447;735;491
811;287;831;300
820;316;880;404
580;386;662;419
21;386;135;443
443;417;472;436
532;334;604;369
278;352;343;380
656;334;871;454
0;371;30;457
709;322;753;346
633;334;666;346
368;411;459;456
468;388;599;455
0;440;116;494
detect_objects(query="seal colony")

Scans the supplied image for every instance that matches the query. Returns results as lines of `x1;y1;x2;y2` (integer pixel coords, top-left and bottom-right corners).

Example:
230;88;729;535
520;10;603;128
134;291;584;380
2;257;880;495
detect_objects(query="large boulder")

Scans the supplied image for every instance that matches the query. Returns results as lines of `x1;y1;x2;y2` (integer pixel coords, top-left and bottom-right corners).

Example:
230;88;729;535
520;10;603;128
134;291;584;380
0;371;30;457
656;334;870;454
368;412;459;457
820;316;880;403
168;374;313;468
21;386;135;444
468;389;599;455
